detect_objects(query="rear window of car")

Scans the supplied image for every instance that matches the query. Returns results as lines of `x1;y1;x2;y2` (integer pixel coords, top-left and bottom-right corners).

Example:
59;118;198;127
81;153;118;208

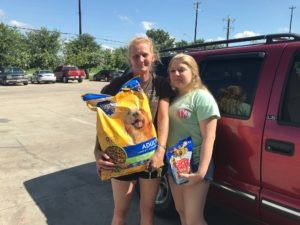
198;52;265;118
40;70;52;73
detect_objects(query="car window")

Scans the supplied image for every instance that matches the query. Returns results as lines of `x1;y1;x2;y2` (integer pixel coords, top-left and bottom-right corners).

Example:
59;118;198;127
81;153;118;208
40;70;52;73
280;50;300;126
199;52;264;118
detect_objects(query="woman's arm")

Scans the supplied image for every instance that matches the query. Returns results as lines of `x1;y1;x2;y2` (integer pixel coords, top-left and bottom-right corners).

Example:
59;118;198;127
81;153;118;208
149;97;170;170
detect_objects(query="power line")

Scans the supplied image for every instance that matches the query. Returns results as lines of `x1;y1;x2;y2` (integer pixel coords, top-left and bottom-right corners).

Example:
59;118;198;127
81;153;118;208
6;24;127;45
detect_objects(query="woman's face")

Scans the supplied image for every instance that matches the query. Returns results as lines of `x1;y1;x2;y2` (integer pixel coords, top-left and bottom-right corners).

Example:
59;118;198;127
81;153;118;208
169;60;193;90
129;42;155;76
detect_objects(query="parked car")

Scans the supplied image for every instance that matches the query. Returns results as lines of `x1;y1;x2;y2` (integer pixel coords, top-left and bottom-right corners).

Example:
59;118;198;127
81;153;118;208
54;65;85;83
0;66;28;85
93;69;123;82
151;33;300;225
31;70;56;84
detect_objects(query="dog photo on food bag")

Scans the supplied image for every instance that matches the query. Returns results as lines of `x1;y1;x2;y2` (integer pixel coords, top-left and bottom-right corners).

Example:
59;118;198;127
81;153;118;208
123;108;153;144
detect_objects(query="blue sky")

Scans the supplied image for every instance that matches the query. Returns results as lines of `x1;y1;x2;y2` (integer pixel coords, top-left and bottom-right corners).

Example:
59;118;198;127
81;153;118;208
1;0;300;48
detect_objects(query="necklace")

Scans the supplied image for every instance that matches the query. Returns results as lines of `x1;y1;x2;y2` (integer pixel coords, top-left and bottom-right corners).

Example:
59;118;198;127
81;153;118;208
140;75;152;91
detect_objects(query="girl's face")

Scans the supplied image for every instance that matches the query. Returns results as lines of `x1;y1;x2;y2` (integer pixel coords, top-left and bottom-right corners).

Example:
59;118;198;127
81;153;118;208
169;60;193;91
129;42;155;76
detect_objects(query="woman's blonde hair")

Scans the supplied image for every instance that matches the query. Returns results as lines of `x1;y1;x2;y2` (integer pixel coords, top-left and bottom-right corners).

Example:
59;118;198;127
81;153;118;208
127;36;158;62
168;53;207;91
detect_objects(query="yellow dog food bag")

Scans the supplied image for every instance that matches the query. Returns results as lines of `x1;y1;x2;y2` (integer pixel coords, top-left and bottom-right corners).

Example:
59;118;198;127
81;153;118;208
82;77;157;180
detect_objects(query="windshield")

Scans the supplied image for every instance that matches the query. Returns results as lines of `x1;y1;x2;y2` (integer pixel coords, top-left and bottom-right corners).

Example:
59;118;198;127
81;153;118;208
4;67;24;74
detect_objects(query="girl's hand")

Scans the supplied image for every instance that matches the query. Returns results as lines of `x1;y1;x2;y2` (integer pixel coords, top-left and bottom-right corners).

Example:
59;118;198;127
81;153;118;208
178;172;204;185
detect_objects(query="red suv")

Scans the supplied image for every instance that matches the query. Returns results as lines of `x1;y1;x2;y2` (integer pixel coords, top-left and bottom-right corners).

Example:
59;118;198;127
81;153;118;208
154;33;300;225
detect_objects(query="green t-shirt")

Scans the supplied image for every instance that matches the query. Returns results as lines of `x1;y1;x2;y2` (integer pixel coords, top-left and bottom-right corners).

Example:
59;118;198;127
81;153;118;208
167;89;220;164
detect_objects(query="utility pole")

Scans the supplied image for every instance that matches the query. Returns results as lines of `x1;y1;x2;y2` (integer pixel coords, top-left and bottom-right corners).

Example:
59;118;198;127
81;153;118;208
194;1;201;43
289;6;296;33
223;16;235;47
78;0;82;36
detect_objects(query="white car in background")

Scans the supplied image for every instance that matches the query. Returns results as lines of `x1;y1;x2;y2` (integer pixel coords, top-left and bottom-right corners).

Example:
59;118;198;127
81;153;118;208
31;70;56;84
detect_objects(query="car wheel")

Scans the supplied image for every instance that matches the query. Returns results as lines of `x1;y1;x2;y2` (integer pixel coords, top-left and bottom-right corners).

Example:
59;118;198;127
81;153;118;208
63;76;68;83
24;82;28;85
78;78;83;83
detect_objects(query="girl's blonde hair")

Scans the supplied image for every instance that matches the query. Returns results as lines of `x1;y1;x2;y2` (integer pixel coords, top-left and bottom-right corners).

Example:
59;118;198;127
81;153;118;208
168;53;207;91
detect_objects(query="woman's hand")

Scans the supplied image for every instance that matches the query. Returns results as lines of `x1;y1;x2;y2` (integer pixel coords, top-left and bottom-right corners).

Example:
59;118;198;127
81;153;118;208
95;150;117;171
148;148;165;171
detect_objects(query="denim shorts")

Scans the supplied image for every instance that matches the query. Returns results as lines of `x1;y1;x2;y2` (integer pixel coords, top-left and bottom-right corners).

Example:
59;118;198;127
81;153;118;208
167;160;214;182
191;160;214;182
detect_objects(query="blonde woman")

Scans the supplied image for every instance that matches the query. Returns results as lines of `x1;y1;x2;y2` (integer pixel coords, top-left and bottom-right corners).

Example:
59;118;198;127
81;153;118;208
94;36;174;225
167;53;220;225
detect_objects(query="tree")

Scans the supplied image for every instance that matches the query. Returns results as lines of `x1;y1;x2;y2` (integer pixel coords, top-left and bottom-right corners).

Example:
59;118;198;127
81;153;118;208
146;29;175;51
175;40;189;48
112;47;127;70
64;33;102;72
26;27;61;69
0;23;29;68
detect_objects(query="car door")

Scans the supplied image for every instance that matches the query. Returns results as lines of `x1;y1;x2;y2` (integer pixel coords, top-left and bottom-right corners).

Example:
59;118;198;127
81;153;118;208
261;45;300;225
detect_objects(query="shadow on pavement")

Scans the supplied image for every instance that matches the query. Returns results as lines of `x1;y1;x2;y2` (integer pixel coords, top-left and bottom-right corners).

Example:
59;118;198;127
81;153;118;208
23;162;115;225
23;162;258;225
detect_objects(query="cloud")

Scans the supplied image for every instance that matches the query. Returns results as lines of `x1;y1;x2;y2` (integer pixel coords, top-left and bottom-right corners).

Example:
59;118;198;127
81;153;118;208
0;9;5;17
9;20;30;28
278;27;289;33
234;31;260;38
119;15;134;25
141;21;155;31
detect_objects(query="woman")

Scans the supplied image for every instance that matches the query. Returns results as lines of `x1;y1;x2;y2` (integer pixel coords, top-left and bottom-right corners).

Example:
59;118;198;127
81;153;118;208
94;36;174;225
167;53;220;225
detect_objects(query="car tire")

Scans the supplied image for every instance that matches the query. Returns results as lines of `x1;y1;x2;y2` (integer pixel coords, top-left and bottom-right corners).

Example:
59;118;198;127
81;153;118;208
78;78;83;83
63;76;68;83
24;82;28;85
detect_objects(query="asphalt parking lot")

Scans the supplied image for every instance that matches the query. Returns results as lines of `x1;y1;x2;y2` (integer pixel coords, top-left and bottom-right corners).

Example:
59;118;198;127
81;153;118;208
0;80;258;225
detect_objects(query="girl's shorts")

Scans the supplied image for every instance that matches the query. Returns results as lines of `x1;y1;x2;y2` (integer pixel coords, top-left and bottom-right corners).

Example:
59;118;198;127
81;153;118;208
190;160;214;182
167;160;214;182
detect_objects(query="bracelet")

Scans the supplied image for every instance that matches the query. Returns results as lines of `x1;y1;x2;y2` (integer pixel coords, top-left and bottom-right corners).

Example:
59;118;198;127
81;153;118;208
157;143;166;150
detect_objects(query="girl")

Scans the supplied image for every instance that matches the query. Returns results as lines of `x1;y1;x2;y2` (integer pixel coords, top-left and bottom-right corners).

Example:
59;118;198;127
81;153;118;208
167;53;220;225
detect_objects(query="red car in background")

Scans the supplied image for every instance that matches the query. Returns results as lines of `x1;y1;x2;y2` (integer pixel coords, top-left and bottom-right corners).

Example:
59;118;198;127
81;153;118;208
54;65;85;83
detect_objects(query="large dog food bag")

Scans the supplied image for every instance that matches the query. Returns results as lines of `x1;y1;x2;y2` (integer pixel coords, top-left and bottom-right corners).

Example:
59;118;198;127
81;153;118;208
82;77;157;180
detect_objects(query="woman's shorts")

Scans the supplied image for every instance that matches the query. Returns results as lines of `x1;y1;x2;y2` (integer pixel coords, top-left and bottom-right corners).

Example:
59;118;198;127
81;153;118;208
114;166;167;181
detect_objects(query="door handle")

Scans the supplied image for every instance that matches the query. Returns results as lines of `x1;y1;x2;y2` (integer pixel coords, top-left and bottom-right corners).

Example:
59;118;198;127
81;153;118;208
265;139;294;156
